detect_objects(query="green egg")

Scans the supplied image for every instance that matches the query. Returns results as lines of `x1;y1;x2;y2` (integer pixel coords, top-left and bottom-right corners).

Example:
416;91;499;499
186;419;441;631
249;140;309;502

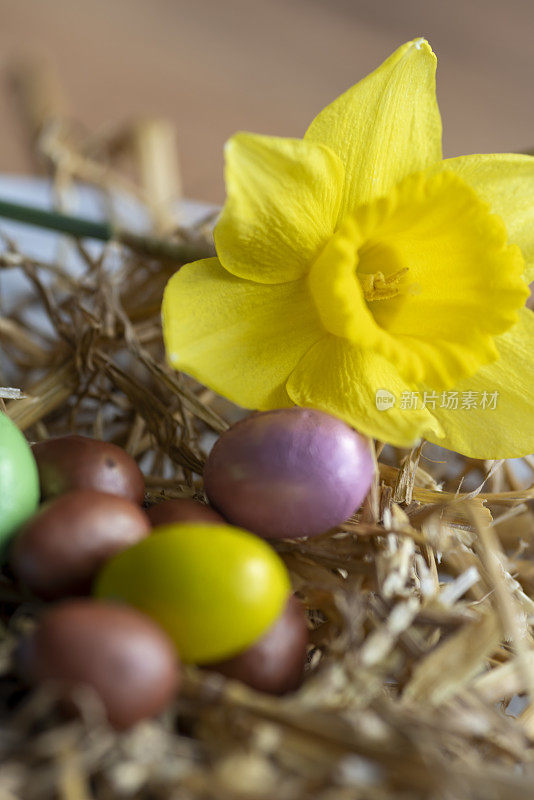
0;413;40;552
94;523;291;664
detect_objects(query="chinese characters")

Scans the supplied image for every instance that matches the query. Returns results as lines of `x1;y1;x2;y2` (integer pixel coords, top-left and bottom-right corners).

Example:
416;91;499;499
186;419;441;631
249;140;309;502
398;391;498;411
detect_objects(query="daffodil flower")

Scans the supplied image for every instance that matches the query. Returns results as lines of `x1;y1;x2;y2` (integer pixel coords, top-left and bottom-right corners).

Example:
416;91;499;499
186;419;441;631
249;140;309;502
163;38;534;458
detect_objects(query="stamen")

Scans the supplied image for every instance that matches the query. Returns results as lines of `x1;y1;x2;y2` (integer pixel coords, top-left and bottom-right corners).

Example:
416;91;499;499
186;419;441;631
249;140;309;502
359;268;409;302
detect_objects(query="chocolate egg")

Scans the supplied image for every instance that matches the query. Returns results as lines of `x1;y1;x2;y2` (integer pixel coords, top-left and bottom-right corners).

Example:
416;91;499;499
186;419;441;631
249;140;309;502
204;408;375;539
17;600;180;729
208;595;308;694
10;490;151;599
147;498;224;526
0;413;40;552
95;522;291;664
32;435;145;504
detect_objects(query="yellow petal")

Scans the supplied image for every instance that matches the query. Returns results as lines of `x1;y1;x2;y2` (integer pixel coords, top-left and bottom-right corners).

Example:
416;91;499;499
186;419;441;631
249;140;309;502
307;170;528;389
426;308;534;458
214;133;344;284
441;153;534;283
162;258;323;410
305;38;442;220
286;335;443;448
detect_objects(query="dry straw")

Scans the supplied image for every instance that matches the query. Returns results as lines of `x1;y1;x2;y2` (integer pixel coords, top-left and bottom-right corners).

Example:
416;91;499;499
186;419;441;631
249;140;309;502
1;61;534;800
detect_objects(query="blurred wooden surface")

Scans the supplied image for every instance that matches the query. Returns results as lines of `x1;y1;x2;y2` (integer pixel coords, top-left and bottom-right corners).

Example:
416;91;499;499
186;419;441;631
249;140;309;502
0;0;532;203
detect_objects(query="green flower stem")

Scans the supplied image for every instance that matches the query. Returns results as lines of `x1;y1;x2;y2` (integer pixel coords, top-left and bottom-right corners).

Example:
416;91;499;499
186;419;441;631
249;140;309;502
0;198;214;263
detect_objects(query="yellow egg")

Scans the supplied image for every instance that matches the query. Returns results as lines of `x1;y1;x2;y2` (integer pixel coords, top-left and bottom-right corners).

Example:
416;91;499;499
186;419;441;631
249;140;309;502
93;523;291;664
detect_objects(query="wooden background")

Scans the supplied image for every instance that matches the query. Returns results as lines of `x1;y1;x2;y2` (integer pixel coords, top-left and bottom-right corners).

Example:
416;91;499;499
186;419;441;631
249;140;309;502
0;0;532;204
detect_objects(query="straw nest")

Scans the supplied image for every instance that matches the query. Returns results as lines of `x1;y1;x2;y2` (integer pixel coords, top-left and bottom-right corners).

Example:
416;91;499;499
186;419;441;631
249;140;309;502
1;62;534;800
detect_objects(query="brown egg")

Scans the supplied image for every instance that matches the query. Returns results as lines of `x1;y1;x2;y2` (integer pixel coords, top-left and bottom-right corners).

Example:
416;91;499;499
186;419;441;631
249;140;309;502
147;498;224;527
207;595;308;694
32;435;145;504
17;600;180;729
10;490;151;600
